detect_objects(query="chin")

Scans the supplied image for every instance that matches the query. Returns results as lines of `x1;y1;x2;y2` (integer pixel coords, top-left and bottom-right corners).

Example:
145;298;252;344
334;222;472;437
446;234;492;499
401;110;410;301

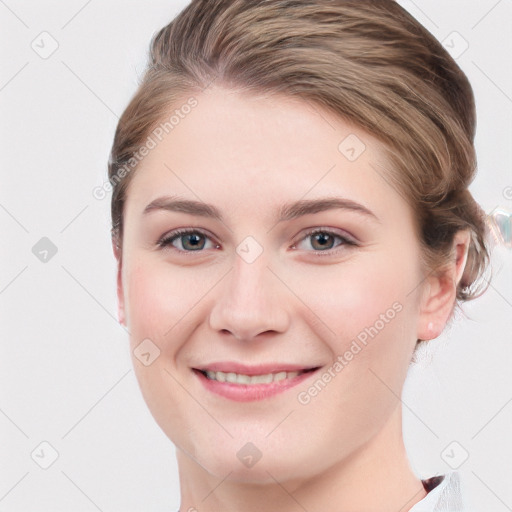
186;436;322;485
202;456;305;484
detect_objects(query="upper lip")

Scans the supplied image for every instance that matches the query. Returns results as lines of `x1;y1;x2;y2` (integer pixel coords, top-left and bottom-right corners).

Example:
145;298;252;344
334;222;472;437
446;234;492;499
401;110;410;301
193;362;320;376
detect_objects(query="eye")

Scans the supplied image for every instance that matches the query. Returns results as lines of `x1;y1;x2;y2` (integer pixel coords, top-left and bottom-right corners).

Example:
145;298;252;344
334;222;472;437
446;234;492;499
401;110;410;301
291;228;357;255
157;229;219;252
157;227;356;255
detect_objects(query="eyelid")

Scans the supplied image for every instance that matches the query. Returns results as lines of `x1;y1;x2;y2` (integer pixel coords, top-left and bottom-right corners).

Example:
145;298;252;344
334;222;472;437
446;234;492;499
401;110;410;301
157;226;358;254
157;228;220;252
290;226;358;254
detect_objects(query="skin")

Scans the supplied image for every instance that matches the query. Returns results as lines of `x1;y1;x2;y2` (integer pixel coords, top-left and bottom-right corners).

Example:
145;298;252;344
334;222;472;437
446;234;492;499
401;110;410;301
113;86;470;512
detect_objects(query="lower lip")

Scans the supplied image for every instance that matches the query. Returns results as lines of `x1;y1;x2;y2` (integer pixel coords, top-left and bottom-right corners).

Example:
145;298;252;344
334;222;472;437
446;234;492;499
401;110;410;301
193;369;318;402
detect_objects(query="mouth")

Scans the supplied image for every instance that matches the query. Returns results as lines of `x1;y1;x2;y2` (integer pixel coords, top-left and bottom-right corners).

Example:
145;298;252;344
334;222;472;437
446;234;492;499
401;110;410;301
192;364;321;401
196;368;315;384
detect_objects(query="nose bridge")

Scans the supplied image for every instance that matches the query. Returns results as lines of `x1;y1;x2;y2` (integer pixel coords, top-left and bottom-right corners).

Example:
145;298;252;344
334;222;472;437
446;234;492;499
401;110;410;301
208;249;289;339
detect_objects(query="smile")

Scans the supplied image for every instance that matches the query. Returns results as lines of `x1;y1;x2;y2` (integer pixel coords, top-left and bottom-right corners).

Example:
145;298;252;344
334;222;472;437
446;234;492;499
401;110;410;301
193;365;320;402
202;369;303;385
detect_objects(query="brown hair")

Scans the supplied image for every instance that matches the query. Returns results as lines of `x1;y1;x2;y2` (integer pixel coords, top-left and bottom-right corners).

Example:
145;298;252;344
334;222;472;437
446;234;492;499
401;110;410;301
108;0;490;304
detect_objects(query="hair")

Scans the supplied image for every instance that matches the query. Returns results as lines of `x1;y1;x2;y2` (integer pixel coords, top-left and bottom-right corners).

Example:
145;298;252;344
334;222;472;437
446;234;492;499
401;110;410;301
108;0;491;307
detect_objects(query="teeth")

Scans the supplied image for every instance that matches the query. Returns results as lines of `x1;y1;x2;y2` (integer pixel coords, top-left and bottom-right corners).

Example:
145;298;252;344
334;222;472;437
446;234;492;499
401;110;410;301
250;373;273;384
226;372;237;383
273;371;287;382
203;370;301;385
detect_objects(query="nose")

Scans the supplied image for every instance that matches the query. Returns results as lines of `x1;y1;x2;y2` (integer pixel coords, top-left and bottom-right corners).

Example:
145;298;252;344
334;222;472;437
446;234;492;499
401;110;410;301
208;253;291;341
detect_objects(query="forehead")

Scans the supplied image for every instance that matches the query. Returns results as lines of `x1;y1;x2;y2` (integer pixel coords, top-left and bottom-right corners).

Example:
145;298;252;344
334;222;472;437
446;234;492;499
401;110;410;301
124;86;405;224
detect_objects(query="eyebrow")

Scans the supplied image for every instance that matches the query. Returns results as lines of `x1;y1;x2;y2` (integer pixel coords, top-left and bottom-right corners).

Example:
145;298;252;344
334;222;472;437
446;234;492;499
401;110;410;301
143;196;379;223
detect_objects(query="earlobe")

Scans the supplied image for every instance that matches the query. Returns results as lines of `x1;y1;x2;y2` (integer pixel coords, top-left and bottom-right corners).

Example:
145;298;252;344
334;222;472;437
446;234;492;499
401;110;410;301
416;230;471;341
112;238;126;326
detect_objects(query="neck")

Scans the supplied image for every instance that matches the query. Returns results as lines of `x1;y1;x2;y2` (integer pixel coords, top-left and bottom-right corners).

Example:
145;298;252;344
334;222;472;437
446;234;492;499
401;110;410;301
177;405;427;512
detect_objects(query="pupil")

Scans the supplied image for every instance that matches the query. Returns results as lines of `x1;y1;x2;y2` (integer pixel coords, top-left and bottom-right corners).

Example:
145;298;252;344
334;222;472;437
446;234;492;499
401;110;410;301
184;233;204;250
312;232;333;250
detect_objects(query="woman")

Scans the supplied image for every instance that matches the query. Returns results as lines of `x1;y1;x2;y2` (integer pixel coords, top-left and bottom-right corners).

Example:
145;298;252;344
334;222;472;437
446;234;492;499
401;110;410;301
108;1;490;510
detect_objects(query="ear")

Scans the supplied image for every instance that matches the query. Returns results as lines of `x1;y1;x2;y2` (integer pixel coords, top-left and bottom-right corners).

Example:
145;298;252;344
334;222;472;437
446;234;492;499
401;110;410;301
416;230;470;340
112;237;126;326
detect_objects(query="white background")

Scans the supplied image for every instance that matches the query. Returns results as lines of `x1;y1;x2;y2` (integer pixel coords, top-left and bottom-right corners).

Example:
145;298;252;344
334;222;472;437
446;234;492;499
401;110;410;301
0;0;511;510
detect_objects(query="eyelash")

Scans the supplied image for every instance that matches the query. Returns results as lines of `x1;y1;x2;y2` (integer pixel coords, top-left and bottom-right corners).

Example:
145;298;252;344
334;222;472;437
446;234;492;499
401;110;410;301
157;227;357;256
291;227;357;256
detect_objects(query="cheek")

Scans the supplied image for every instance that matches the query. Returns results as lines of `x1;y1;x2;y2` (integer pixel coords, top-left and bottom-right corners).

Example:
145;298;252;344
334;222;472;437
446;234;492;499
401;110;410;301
125;259;207;340
290;260;418;443
289;252;417;342
123;260;207;442
287;251;420;391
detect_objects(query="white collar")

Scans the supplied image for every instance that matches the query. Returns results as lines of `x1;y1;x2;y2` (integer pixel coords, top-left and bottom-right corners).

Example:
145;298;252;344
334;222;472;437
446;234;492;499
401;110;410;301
410;472;466;512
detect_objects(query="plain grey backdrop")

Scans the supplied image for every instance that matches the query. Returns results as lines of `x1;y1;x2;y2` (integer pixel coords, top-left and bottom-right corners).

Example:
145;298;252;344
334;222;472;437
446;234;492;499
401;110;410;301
1;0;511;510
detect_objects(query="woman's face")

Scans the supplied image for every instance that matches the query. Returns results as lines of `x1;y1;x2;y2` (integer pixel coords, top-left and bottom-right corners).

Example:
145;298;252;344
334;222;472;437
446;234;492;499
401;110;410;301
117;86;431;483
